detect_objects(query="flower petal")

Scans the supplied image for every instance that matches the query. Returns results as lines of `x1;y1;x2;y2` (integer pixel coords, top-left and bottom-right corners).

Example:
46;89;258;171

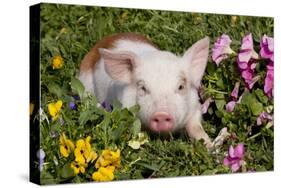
201;97;213;114
234;143;245;158
223;157;231;166
229;145;235;158
231;82;240;100
211;34;234;66
231;161;241;172
226;101;236;112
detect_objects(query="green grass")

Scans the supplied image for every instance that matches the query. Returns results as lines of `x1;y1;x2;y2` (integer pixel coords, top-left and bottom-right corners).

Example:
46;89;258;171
37;3;274;184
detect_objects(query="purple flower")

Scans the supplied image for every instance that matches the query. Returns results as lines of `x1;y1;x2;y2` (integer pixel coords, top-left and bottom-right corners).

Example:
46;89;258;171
226;101;236;112
231;82;240;100
246;75;260;90
201;97;213;114
237;33;259;89
257;111;273;126
36;149;45;172
239;33;259;61
212;34;235;66
264;62;274;98
72;95;80;101
260;35;274;62
259;35;274;98
226;82;240;112
101;101;113;112
69;101;77;110
223;143;245;172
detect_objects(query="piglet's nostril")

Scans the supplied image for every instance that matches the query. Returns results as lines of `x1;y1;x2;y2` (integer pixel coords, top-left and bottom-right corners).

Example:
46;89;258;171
165;118;171;122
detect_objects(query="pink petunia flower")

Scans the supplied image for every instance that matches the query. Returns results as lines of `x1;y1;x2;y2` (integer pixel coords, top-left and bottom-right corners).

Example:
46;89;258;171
260;35;274;62
226;82;240;112
257;111;273;126
231;82;240;99
201;97;213;114
264;62;274;98
239;33;259;61
212;34;235;66
226;101;237;112
237;33;259;89
223;143;245;172
259;35;274;98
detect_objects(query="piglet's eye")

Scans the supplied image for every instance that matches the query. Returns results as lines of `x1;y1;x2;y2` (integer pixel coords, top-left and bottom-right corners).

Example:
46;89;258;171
178;84;185;91
137;80;149;96
140;86;147;93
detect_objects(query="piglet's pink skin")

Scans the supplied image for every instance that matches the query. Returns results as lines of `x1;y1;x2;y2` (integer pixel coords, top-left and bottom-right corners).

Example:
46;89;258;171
79;33;213;148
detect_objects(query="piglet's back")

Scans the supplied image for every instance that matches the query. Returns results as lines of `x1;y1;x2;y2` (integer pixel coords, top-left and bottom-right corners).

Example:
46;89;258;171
79;32;158;74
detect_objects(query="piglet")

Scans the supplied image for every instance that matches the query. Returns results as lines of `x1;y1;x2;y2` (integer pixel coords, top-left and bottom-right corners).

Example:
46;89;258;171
79;33;228;149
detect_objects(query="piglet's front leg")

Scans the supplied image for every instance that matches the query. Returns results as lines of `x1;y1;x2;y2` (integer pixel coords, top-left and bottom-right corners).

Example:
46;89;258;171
186;123;213;149
185;108;229;150
185;108;213;149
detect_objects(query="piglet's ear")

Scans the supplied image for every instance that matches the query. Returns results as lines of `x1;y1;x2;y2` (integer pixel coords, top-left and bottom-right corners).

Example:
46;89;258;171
183;37;210;88
99;48;138;83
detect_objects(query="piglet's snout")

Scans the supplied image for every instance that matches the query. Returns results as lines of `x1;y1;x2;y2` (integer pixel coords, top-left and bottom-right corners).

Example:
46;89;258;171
149;112;174;132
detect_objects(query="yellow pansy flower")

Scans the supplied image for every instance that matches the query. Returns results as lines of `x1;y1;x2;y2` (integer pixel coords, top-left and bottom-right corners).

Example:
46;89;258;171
59;133;74;158
92;166;115;182
85;136;98;163
74;136;97;165
70;162;87;175
95;149;121;169
48;100;62;121
52;55;64;69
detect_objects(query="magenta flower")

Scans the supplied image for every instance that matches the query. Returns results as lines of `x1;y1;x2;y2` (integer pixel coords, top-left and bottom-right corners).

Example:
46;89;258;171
264;62;274;98
231;82;240;99
224;143;245;172
239;33;259;62
212;34;235;66
237;33;259;89
226;101;236;112
260;35;274;62
201;97;213;114
226;82;240;112
259;35;274;98
257;111;273;126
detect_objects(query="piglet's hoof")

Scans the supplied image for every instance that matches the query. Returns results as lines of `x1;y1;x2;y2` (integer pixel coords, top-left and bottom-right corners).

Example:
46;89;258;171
213;127;230;147
208;127;230;152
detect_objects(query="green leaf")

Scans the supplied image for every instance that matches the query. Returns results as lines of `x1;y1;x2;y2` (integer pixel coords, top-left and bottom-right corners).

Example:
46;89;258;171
215;99;226;111
71;77;85;100
112;100;122;109
48;82;63;98
129;104;140;115
250;102;263;116
254;89;268;104
241;91;263;116
131;119;141;136
61;163;75;179
206;62;216;75
40;171;56;185
135;161;160;171
79;110;98;125
72;176;82;183
216;78;225;90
